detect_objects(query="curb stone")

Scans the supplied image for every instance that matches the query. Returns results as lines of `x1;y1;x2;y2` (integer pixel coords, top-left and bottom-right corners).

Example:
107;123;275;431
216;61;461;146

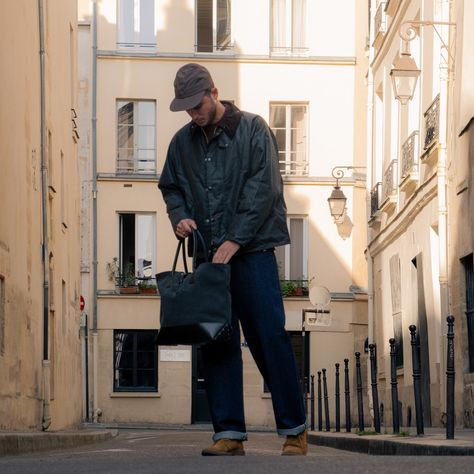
308;432;474;456
0;429;117;457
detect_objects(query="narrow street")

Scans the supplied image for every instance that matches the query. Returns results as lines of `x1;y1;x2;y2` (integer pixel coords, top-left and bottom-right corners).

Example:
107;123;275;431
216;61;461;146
0;429;473;474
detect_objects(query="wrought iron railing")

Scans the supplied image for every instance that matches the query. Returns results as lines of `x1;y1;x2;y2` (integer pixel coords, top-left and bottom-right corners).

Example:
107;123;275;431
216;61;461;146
382;160;397;204
270;46;310;56
279;159;309;176
423;94;440;151
116;157;156;174
117;42;156;49
400;131;419;181
370;182;382;218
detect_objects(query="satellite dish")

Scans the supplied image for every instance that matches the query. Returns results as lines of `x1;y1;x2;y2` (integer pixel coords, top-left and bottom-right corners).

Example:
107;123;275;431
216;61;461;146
309;286;331;308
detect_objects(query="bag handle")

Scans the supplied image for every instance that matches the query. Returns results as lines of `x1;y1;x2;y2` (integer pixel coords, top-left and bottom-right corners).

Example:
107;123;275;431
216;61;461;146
171;229;208;275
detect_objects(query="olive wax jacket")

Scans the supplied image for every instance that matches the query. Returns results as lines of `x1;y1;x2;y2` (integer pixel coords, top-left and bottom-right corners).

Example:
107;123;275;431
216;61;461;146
159;102;290;256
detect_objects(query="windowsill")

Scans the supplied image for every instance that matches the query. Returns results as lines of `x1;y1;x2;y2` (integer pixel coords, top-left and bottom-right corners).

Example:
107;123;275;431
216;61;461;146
109;392;161;398
97;173;159;182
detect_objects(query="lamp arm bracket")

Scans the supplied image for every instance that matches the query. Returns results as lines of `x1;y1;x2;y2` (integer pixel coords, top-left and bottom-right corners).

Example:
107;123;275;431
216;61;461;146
399;21;456;62
331;165;367;183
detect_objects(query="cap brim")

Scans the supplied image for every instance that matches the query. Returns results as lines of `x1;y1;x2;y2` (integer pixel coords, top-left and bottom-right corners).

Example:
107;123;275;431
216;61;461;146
169;90;206;112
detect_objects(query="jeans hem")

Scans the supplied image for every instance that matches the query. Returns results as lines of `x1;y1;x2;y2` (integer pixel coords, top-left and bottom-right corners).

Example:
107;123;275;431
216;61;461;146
277;422;307;436
213;431;248;442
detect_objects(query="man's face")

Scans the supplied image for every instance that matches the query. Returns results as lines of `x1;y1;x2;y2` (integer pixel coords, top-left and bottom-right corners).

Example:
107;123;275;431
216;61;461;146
186;89;218;127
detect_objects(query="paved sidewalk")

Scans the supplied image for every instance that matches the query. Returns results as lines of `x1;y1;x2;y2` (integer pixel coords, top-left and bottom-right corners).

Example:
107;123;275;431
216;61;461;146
2;423;474;457
0;428;117;457
309;427;474;455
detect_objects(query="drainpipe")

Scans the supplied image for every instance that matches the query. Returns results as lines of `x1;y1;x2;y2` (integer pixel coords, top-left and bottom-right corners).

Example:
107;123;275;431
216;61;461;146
437;57;450;424
91;0;99;423
38;0;51;431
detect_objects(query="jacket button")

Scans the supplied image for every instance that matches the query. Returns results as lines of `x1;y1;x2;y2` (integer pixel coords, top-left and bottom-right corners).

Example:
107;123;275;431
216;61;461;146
205;219;210;223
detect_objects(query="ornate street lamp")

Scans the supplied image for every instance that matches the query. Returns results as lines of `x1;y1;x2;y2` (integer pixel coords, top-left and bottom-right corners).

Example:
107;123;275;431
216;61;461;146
390;47;420;105
327;183;347;223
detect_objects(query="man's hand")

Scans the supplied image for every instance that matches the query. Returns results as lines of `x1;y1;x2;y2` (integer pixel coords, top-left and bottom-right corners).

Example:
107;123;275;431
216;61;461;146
212;240;240;264
175;219;197;239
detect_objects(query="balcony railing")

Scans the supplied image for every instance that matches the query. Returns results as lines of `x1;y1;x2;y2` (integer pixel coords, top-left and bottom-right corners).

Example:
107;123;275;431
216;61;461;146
381;159;398;204
279;159;309;176
423;94;440;151
116;157;156;174
270;46;310;57
370;182;382;218
400;131;419;182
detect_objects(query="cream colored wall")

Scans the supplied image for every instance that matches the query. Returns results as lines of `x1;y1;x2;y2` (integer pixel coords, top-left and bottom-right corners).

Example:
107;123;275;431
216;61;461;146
83;0;369;428
0;0;82;430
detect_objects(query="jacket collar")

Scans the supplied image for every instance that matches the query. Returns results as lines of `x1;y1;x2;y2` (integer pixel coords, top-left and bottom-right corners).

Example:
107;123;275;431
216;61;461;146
190;101;242;139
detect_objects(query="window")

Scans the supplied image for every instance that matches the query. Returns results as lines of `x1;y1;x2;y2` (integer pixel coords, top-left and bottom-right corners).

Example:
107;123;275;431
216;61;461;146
114;330;158;391
461;254;474;372
117;100;156;174
275;216;308;281
119;213;156;285
196;0;232;52
117;0;156;49
271;0;308;56
264;331;309;393
270;103;308;176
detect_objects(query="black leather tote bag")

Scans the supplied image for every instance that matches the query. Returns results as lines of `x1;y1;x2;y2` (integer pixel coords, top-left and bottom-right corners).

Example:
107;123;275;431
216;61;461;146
155;230;233;346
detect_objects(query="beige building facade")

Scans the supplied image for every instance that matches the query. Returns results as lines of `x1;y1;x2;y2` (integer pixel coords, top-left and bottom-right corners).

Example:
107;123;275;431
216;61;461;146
0;0;83;430
367;0;474;429
78;0;369;428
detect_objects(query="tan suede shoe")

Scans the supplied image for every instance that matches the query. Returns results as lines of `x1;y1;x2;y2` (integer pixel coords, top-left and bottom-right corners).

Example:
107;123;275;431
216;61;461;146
281;430;308;455
201;439;245;456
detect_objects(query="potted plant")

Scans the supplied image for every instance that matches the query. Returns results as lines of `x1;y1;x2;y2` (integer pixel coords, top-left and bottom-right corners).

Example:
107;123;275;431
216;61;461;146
280;280;297;298
138;279;157;295
106;257;119;282
120;262;138;294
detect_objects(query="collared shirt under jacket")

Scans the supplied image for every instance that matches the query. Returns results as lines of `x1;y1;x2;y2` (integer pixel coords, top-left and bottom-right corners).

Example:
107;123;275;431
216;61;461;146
159;102;290;256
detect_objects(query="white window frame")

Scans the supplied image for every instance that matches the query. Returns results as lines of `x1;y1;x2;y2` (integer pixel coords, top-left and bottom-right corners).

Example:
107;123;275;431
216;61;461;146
118;212;157;281
195;0;233;53
117;0;156;50
116;99;156;174
270;0;308;56
277;215;308;281
270;102;309;177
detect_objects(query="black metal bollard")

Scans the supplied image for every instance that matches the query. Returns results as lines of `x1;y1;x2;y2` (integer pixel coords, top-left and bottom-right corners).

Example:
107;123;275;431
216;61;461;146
409;325;424;435
322;368;330;431
389;338;400;433
335;363;341;432
369;344;381;433
355;352;364;431
317;371;322;431
344;358;351;432
310;374;315;431
446;315;455;440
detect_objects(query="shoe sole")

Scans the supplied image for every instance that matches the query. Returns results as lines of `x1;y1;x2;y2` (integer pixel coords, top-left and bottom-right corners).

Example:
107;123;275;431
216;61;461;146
201;450;245;456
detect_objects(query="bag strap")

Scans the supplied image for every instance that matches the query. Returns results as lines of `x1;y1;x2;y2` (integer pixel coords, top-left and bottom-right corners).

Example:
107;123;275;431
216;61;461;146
171;239;189;274
171;229;208;274
191;229;208;271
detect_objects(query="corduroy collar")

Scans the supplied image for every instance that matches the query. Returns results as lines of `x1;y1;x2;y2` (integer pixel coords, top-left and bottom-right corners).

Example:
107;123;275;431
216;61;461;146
190;101;242;139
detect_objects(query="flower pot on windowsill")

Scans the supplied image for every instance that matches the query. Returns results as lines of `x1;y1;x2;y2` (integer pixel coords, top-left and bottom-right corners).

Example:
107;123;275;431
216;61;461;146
139;286;157;295
119;286;139;295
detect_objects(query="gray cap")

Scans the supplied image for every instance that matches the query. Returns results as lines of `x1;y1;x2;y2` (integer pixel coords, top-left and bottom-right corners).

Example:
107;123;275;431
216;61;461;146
170;63;215;112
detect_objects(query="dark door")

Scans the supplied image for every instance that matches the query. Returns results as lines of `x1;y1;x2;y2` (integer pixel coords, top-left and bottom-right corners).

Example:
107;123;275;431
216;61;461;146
191;346;211;423
412;254;432;427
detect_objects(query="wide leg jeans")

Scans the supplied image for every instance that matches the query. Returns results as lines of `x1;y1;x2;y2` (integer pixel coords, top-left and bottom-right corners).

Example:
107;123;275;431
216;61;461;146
201;250;307;441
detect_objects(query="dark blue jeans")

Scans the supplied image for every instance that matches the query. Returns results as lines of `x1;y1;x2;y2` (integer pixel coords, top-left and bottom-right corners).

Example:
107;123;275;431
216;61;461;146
201;250;306;441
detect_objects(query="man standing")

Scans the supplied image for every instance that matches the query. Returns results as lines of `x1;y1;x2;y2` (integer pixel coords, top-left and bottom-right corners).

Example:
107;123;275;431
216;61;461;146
159;63;307;456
